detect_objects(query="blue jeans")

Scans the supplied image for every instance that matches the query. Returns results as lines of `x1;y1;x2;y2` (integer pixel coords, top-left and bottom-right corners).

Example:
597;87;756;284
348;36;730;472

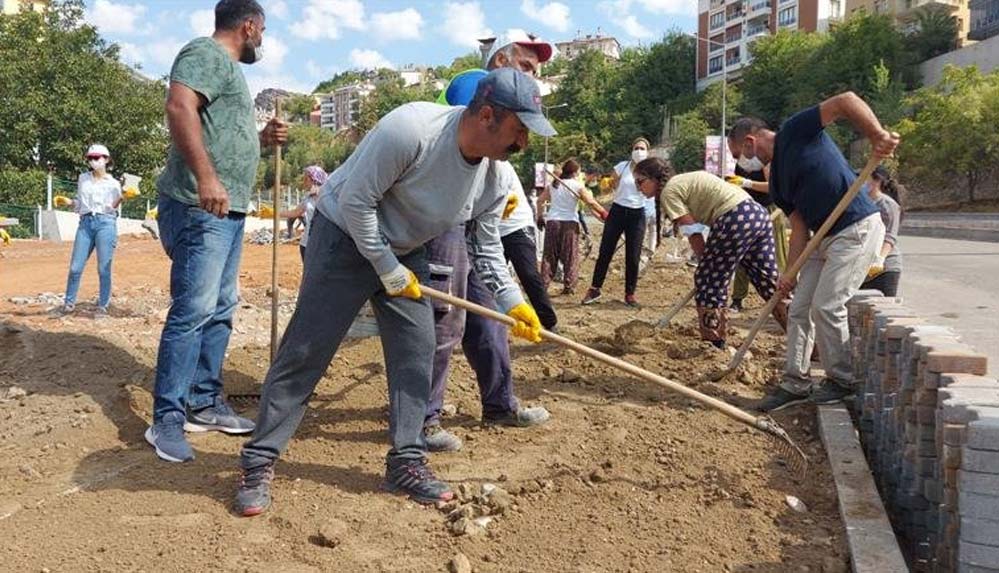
153;195;245;423
64;213;117;308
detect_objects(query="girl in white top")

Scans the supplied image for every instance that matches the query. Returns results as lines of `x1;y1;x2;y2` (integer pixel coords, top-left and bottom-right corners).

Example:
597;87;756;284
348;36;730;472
582;137;651;307
56;144;123;316
279;165;328;261
537;159;607;294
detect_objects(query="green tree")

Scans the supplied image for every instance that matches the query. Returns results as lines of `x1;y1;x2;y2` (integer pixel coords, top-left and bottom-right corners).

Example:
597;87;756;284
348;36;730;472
896;66;999;204
283;94;317;123
354;77;437;133
741;30;826;126
258;124;356;194
313;70;368;94
906;6;959;63
0;0;168;207
669;112;711;174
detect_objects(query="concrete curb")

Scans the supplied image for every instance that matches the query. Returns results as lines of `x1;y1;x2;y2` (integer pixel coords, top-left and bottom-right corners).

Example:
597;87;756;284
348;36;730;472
902;213;999;243
817;404;909;573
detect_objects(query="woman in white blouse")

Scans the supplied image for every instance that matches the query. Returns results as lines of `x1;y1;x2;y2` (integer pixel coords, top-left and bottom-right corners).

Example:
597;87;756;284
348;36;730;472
57;144;122;316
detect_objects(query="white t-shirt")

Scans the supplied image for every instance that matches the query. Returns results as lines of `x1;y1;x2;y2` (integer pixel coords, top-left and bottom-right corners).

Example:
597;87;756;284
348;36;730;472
76;172;122;216
496;162;536;237
612;161;645;209
547;179;582;222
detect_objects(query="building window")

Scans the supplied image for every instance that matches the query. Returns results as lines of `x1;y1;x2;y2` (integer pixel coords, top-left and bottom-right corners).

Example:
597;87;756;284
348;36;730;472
778;6;797;27
710;12;726;30
708;55;723;74
780;0;795;4
710;34;725;52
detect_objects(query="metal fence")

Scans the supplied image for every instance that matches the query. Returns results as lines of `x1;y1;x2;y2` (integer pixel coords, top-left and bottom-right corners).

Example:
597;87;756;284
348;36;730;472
0;203;39;238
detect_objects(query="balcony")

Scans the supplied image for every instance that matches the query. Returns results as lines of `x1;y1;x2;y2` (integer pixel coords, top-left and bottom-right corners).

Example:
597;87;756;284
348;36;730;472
747;1;772;18
710;0;725;8
710;35;725;52
709;13;726;30
745;24;770;39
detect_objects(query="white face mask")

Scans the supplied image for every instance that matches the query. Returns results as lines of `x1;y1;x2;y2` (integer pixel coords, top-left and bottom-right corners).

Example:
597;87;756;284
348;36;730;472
88;158;107;171
632;149;648;163
737;154;764;173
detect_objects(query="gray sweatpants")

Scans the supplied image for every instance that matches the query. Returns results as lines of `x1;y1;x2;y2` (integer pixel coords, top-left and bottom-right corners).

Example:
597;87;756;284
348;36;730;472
780;214;885;395
240;213;434;469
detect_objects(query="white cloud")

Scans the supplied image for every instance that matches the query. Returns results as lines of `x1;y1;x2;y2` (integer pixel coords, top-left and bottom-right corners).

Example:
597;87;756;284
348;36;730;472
349;48;393;70
84;0;149;35
244;73;312;100
146;38;186;69
440;2;493;48
292;0;366;41
116;41;144;68
189;9;214;37
618;14;653;38
520;0;571;33
306;60;341;80
635;0;696;15
263;0;289;20
370;8;424;41
256;35;289;73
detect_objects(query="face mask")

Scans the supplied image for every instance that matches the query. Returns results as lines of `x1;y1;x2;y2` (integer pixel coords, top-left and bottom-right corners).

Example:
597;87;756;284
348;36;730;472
632;149;648;163
737;155;764;172
240;30;263;64
88;158;107;171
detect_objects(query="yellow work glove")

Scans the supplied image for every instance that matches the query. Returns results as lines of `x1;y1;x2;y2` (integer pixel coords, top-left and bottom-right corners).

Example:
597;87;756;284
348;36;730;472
725;175;755;190
380;265;422;299
123;187;140;200
146;207;158;220
53;195;73;208
866;255;886;280
258;205;274;219
507;302;542;343
0;229;10;246
502;193;519;219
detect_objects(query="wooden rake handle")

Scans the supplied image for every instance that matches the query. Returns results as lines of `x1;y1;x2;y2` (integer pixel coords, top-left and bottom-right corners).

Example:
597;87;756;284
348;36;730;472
420;286;761;428
657;286;696;328
726;154;882;371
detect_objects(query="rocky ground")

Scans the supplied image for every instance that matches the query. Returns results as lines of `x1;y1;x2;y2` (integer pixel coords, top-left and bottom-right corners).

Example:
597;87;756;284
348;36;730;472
0;235;847;572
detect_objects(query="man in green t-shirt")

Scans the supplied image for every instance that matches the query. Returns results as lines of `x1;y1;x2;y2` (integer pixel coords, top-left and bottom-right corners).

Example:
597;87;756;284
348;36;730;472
147;0;287;464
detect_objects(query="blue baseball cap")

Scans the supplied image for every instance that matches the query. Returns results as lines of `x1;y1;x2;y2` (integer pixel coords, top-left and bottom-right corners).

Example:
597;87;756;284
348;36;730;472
473;67;557;137
438;68;488;106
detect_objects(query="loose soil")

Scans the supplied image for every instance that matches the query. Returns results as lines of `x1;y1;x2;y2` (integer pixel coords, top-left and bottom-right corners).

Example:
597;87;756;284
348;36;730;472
0;234;846;572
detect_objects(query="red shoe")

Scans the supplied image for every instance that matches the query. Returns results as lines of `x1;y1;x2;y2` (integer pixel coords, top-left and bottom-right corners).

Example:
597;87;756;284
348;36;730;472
624;294;640;308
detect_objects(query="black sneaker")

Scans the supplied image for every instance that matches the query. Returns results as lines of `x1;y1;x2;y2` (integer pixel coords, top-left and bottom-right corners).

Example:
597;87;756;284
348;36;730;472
235;462;275;517
383;459;454;504
810;379;855;405
729;299;743;314
581;287;602;305
756;388;809;412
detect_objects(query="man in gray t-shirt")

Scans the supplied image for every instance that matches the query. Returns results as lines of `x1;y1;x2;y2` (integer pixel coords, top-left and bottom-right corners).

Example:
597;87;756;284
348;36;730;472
235;68;557;517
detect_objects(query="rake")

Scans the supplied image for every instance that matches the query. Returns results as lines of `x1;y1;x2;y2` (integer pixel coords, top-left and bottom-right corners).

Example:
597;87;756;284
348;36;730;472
422;286;808;477
656;286;697;328
710;154;881;382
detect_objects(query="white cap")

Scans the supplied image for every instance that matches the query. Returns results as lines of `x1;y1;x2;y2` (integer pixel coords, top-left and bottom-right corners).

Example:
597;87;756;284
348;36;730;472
86;144;110;158
483;29;554;68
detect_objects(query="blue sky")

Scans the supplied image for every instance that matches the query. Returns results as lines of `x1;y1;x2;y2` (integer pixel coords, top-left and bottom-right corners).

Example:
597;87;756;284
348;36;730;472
84;0;696;96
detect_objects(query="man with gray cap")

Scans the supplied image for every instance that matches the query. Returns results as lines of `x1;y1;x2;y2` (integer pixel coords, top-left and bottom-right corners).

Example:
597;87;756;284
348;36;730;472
235;68;556;516
423;30;556;454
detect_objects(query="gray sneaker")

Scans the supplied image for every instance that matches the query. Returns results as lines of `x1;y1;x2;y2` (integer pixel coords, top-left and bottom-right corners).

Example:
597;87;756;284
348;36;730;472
235;462;275;517
423;424;463;452
184;396;255;434
483;406;551;427
755;388;809;413
145;411;195;462
94;306;109;319
810;379;854;405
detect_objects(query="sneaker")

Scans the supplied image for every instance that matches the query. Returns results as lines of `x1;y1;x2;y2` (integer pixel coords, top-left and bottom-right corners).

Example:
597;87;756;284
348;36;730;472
94;306;109;319
729;299;743;314
423;424;463;452
383;458;454;504
755;388;809;413
483;406;551;427
235;462;275;517
581;287;602;305
59;303;75;315
624;294;640;308
184;396;255;434
145;411;195;462
811;379;855;405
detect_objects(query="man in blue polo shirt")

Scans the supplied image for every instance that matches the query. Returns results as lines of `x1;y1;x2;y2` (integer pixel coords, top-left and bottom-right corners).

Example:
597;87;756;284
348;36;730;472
728;92;899;412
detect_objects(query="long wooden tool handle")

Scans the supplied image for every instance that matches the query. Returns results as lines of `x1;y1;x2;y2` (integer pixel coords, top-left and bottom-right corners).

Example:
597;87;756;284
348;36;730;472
544;169;583;200
421;286;760;427
270;98;283;364
727;154;882;370
658;286;696;328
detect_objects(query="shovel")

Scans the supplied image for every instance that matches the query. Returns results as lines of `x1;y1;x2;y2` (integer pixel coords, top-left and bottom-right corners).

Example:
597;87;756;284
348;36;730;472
710;154;882;382
421;286;808;476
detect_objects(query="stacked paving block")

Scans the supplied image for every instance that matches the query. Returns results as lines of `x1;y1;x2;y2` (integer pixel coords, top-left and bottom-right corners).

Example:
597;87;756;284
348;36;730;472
845;292;996;572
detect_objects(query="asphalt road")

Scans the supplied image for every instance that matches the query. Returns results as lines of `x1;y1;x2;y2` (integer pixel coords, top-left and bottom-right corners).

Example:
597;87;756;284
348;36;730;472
896;235;999;376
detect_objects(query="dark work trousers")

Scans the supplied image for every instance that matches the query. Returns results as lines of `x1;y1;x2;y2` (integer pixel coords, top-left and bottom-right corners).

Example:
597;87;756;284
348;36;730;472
424;225;518;428
501;227;557;330
590;203;646;296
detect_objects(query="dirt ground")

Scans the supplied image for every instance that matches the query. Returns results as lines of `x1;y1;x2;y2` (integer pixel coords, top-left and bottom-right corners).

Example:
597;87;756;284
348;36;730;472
0;232;847;573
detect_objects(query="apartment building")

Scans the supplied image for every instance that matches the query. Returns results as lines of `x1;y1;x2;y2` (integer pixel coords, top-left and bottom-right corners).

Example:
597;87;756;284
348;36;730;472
319;81;376;132
696;0;845;90
554;33;622;61
847;0;971;44
969;0;999;40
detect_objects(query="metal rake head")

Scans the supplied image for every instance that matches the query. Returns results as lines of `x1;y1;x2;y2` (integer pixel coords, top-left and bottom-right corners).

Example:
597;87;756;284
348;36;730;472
755;415;808;479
